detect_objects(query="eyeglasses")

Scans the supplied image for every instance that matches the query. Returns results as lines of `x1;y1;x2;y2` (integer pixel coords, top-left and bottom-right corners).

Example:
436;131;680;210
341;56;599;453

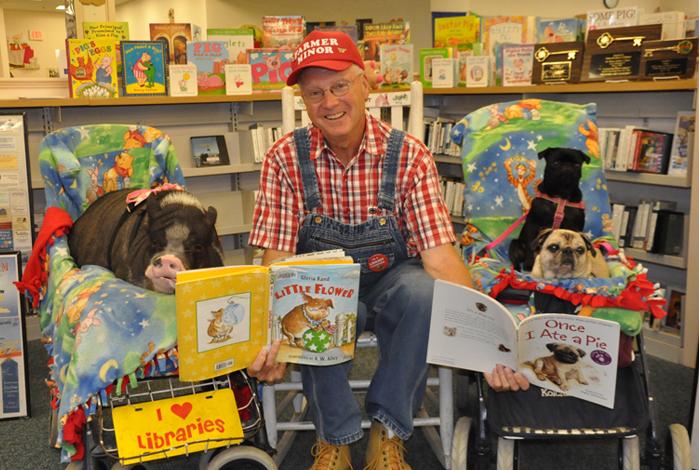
301;73;364;104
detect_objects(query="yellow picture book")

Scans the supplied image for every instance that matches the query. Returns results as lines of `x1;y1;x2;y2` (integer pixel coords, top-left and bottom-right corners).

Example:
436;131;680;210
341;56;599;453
434;15;480;48
176;252;360;381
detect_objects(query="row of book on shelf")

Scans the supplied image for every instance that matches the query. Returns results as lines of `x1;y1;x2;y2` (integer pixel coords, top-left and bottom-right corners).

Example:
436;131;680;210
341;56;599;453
600;112;695;178
609;199;684;256
188;124;282;168
425;118;461;157
439;178;466;218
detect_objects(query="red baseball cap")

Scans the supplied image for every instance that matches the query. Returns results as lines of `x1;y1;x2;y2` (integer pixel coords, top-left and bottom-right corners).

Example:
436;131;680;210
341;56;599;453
286;30;365;86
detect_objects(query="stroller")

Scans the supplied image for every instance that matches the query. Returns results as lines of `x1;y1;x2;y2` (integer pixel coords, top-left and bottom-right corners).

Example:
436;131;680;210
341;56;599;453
17;124;275;469
445;99;691;469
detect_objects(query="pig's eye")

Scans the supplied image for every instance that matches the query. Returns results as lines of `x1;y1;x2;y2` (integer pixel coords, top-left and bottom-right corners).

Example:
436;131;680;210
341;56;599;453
188;244;204;252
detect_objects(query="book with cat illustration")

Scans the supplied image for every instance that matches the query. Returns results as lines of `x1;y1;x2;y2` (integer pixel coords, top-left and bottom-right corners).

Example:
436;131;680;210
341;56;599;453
426;280;620;408
175;250;360;381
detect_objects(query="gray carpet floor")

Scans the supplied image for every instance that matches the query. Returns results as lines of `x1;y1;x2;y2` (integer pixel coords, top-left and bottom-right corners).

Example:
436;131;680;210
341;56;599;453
0;340;694;469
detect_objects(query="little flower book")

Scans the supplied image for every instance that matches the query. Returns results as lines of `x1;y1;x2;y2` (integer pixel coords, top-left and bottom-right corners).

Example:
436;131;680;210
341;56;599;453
176;251;360;381
426;280;621;408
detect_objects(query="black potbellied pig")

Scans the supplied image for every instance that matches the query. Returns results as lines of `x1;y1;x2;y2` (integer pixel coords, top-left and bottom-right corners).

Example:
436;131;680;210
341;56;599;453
68;187;223;293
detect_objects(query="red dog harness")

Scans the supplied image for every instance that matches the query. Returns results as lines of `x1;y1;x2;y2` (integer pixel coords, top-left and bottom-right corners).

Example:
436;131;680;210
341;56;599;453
534;190;586;230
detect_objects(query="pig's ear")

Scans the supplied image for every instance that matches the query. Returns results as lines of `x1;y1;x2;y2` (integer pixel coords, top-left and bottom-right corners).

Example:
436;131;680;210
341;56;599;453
146;193;162;217
206;206;218;226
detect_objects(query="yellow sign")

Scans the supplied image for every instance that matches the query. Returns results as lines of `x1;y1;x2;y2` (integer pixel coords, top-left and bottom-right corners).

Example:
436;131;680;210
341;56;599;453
112;388;243;464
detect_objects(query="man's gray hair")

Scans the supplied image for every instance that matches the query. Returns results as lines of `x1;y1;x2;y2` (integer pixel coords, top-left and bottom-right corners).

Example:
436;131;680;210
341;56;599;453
298;64;364;87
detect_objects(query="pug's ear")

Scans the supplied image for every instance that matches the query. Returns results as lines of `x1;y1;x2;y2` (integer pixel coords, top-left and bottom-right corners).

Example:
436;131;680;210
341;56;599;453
580;233;596;257
532;228;553;254
537;147;553;160
574;149;591;164
577;348;586;358
546;343;557;352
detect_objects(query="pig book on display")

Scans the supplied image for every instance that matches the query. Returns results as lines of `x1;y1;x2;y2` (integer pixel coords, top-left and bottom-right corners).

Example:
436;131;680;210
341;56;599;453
175;250;360;381
426;280;620;408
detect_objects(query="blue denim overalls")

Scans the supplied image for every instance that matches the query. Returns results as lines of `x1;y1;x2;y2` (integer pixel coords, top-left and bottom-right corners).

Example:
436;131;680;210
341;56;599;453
293;127;436;444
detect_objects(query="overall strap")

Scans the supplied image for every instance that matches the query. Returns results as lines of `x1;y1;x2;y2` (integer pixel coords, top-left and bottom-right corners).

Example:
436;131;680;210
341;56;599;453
377;129;405;212
293;127;322;211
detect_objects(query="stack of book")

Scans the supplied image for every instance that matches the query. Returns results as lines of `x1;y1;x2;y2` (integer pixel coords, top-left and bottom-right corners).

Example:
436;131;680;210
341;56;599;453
425;118;461;157
245;124;283;163
610;200;684;255
599;126;673;174
439;177;466;217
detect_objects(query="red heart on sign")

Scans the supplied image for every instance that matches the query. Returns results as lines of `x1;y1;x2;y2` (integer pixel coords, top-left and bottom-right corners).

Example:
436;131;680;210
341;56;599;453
236;80;244;88
171;402;192;420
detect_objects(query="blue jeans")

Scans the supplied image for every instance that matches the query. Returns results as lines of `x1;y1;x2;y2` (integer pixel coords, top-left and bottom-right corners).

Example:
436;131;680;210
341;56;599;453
301;259;434;444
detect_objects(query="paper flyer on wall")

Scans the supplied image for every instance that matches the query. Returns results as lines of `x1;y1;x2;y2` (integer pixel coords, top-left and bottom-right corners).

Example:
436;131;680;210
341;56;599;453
426;280;620;408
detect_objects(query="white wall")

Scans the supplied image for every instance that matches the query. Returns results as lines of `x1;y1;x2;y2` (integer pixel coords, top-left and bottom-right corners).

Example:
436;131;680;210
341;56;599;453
3;9;65;78
116;0;207;41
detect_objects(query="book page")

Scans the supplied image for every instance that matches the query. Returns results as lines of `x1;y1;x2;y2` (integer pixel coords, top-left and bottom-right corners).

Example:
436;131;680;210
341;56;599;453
426;280;518;372
517;314;619;408
271;263;360;365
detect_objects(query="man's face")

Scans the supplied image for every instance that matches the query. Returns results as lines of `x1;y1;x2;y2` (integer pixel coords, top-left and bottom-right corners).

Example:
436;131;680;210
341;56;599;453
298;66;369;147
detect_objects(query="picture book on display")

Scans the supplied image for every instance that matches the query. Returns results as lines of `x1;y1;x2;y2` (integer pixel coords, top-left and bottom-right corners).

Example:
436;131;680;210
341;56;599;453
501;44;534;86
175;251;360;381
262;15;305;49
190;135;229;167
536;18;582;43
66;38;119;98
465;56;490;87
206;28;254;64
168;64;197;97
225;64;252;95
431;11;467;46
120;40;168;96
630;130;673;174
431;58;456;88
419;47;453;87
82;22;130;41
667;111;695;177
247;49;293;90
586;7;641;33
149;23;192;64
482;16;530;57
427;281;620;408
187;41;229;95
379;44;413;88
361;21;411;63
434;15;480;48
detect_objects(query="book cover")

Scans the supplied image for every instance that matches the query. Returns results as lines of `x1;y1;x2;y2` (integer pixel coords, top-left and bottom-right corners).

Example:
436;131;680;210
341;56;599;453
536;18;582;43
314;24;359;42
501;44;534;86
431;58;456;88
465;56;490;87
419;47;453;87
667;111;695;177
270;263;361;365
225;64;252;95
82;22;130;40
120;40;168;96
168;64;197;97
361;21;411;63
427;280;620;408
630;130;673;174
431;11;467;46
207;27;255;64
639;11;686;40
149;23;192;64
187;41;229;96
379;44;413;88
483;16;529;57
190;135;230;167
586;7;641;33
434;15;480;48
262;15;305;49
66;38;119;98
247;48;293;90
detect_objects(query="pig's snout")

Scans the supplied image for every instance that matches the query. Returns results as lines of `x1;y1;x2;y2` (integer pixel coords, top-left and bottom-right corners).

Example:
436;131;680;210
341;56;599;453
145;254;186;294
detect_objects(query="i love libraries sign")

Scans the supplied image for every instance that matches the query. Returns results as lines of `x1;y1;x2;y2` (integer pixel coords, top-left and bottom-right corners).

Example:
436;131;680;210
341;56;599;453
112;388;243;464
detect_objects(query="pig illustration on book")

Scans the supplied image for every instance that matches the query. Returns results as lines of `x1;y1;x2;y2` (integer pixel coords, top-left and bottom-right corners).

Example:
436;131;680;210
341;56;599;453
281;292;334;351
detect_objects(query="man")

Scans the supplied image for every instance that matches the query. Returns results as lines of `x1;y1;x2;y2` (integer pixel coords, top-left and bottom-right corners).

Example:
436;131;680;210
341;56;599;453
247;30;527;470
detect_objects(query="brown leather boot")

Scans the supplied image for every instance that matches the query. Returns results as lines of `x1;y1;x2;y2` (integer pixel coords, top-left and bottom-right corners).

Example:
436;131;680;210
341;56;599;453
364;421;412;470
310;439;353;470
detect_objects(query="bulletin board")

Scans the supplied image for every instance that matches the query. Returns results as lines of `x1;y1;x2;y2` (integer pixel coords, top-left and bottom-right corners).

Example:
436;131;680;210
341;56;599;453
0;251;30;419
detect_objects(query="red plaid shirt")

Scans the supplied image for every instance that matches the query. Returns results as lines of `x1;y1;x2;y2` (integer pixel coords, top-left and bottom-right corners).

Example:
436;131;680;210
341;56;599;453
249;113;455;256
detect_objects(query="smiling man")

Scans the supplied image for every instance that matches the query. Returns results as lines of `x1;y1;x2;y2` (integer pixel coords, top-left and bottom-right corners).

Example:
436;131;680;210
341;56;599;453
247;30;491;470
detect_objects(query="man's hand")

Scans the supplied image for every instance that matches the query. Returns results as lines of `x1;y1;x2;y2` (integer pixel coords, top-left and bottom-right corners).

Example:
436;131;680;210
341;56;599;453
484;364;530;392
248;340;287;384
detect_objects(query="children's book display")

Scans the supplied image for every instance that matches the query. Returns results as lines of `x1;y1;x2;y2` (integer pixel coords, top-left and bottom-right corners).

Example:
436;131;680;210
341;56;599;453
431;58;456;88
168;64;197;97
261;15;305;49
175;250;360;381
187;40;229;95
426;280;620;408
465;56;490;87
206;27;255;64
360;21;411;63
501;44;534;86
66;38;119;98
419;47;453;87
482;16;530;57
379;44;413;88
120;40;168;96
149;22;192;64
433;15;480;49
225;64;252;95
247;49;293;90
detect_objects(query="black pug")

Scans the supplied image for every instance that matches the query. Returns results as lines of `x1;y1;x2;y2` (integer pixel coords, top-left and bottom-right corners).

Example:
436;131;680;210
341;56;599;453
508;147;590;272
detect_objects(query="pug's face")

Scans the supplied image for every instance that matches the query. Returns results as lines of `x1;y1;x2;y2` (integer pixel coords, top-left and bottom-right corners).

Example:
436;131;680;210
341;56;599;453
531;229;594;279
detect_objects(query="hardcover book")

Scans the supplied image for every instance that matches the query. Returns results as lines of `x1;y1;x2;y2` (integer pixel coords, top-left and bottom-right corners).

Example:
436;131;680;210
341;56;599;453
427;280;620;408
190;135;229;167
168;64;197;97
247;48;293;90
419;47;453;87
225;64;252;95
482;16;529;57
149;22;192;64
66;38;119;98
379;44;413;88
434;15;480;49
262;15;305;49
501;44;534;86
361;21;411;63
586;7;642;33
630;130;673;174
536;18;582;43
207;27;255;64
120;40;168;96
187;41;229;96
667;111;695;178
430;58;456;88
82;22;130;41
465;56;490;87
175;252;360;381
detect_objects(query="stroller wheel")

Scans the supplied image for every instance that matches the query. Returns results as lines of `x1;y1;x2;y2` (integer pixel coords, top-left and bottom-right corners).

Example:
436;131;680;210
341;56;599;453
622;435;640;470
206;445;277;470
496;438;515;470
666;423;691;470
451;417;472;470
